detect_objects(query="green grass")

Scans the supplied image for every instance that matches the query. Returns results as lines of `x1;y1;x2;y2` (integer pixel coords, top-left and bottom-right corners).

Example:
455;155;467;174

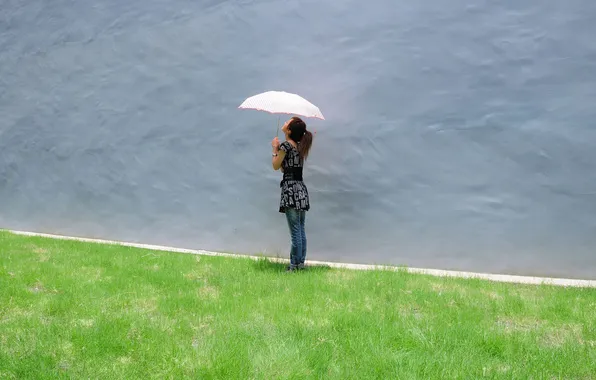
0;231;595;379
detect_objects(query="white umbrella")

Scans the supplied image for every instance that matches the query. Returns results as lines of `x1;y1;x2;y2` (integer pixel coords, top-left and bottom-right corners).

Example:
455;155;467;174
239;90;325;135
239;91;325;120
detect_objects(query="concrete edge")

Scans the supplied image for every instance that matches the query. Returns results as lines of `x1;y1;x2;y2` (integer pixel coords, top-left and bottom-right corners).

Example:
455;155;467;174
4;229;596;288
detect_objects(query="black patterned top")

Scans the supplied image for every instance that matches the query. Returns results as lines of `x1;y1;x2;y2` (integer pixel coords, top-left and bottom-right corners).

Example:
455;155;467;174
279;141;310;213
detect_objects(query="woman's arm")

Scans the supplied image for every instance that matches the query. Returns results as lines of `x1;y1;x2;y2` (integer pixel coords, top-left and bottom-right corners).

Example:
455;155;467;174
271;137;286;171
272;150;286;171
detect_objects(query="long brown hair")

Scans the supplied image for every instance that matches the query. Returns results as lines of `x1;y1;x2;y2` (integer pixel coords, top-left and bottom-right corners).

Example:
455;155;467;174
288;116;313;160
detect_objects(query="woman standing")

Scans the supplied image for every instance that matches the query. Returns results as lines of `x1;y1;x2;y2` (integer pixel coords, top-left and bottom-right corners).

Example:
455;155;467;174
271;117;314;272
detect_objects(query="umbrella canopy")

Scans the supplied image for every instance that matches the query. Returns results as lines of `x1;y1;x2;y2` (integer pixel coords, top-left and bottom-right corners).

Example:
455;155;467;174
238;91;325;120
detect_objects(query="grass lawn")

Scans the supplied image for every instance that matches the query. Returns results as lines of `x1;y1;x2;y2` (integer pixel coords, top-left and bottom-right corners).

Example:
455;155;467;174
0;231;595;379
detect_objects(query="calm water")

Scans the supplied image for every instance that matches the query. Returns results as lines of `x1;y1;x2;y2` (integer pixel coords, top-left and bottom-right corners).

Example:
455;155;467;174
1;0;596;278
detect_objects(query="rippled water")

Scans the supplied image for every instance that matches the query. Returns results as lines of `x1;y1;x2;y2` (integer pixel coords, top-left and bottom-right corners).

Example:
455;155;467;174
1;0;596;278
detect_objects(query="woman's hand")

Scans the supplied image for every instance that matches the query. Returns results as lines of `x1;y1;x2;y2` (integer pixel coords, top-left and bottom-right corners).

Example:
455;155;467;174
271;137;280;151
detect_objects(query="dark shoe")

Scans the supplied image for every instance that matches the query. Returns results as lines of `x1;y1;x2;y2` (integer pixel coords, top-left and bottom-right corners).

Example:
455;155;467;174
286;266;297;272
297;264;306;271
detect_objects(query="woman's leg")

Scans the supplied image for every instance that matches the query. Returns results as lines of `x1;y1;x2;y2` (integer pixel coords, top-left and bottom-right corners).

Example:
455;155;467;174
298;211;307;268
285;208;302;269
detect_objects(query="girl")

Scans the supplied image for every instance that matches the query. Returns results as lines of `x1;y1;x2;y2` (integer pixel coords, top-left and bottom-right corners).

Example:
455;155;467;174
271;117;314;271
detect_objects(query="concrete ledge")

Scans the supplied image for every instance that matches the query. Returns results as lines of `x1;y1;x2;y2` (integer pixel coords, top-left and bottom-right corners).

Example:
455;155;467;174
5;229;596;288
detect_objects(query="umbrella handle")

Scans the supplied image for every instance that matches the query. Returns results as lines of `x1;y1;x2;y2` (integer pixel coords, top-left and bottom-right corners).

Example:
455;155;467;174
276;115;280;137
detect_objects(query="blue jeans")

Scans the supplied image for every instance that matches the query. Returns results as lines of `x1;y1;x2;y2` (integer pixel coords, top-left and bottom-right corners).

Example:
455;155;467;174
285;208;307;268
